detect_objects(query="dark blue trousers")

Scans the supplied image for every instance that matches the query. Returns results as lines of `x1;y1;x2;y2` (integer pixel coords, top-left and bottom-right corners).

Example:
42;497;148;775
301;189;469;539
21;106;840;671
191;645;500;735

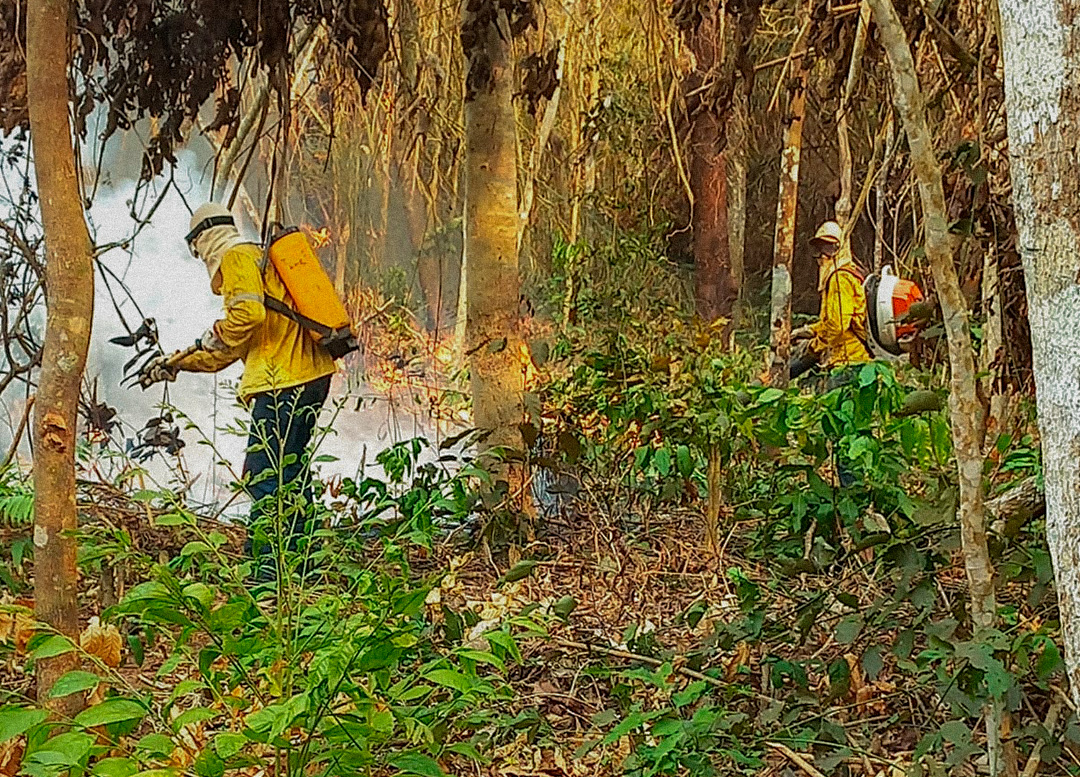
242;375;331;561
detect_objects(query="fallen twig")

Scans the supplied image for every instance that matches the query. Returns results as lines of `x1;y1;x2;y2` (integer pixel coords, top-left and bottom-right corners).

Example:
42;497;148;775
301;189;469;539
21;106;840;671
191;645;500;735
1022;699;1064;777
767;742;828;777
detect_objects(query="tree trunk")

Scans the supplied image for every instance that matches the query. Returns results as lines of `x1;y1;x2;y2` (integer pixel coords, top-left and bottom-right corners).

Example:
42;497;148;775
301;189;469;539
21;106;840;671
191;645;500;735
869;0;999;769
27;0;94;713
767;59;808;387
462;1;525;470
687;11;737;332
874;114;895;272
689;128;735;328
834;0;870;225
978;242;1006;441
728;87;749;321
998;0;1080;710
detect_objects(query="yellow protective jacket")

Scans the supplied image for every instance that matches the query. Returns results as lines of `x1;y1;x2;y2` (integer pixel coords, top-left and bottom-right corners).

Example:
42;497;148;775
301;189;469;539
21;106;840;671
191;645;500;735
810;261;871;368
175;243;337;399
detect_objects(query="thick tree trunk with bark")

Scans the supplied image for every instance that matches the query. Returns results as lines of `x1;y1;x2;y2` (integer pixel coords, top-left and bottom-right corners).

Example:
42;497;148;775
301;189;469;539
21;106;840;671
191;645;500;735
687;10;737;332
727;88;749;320
689;120;734;326
462;1;525;468
999;0;1080;710
27;0;94;713
869;0;1000;769
767;60;808;387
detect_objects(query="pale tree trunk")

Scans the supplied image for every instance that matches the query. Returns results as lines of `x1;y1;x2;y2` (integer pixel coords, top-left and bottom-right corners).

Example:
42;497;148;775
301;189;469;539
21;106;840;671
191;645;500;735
27;0;94;713
874;114;895;272
835;0;870;225
869;0;1000;770
462;1;525;471
999;0;1080;711
767;59;808;387
687;9;737;333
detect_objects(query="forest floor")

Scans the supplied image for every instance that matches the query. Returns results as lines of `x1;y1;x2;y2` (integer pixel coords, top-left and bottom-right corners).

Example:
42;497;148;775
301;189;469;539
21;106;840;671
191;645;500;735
6;478;1062;777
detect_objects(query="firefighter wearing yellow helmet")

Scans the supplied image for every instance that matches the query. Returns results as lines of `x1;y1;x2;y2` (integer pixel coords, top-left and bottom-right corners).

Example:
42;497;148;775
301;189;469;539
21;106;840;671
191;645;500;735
141;203;336;581
793;220;871;370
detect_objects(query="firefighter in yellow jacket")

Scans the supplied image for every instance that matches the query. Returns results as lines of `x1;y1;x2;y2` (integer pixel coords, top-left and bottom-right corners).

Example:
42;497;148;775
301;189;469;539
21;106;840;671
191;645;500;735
140;203;336;576
791;220;872;490
792;220;871;376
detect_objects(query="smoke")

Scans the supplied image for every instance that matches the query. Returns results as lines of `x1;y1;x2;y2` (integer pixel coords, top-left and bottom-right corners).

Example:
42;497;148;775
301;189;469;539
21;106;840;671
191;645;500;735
1;135;441;520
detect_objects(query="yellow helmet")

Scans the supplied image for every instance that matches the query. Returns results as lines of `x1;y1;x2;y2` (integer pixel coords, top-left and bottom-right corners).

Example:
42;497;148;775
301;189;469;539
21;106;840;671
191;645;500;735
810;220;843;249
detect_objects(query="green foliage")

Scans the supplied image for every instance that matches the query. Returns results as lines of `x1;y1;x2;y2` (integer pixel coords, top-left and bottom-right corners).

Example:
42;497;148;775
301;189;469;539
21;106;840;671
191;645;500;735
0;438;541;777
537;308;1058;775
0;464;33;591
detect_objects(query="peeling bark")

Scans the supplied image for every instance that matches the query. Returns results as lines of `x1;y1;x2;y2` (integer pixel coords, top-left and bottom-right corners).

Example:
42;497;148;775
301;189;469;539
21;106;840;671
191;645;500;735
27;0;94;714
767;59;808;387
999;0;1080;710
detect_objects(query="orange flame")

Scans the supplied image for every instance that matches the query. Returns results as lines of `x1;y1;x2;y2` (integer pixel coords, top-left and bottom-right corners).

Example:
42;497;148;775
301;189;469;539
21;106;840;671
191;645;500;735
305;225;332;249
518;341;539;387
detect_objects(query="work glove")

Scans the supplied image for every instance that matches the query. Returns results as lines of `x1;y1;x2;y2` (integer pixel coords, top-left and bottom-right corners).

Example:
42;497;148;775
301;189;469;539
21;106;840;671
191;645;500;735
792;325;814;342
196;326;226;353
138;354;179;390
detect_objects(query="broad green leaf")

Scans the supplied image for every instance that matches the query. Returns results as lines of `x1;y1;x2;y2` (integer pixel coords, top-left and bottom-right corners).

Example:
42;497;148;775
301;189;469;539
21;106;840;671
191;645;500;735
136;734;175;756
862;646;885;681
74;698;148;728
49;671;102;699
676;445;692;477
28;731;95;767
194;750;225;777
456;650;504;671
602;710;649;745
424;668;473;694
1036;642;1064;680
389;752;446;777
0;705;49;744
834;616;861;644
654;448;671;477
120;581;172;604
28;635;76;660
213;732;247;759
93;757;140;777
759;388;784;403
939;720;971;745
395;684;433;703
167;679;205;704
181;583;214;610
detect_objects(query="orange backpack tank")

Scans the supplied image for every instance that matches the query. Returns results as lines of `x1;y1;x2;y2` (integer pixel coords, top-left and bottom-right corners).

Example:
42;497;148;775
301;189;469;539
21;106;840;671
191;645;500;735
264;227;357;359
864;265;924;356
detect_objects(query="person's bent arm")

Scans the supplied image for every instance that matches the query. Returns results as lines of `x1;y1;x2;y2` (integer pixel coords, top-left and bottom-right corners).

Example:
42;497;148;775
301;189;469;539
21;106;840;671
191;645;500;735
174;247;266;374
